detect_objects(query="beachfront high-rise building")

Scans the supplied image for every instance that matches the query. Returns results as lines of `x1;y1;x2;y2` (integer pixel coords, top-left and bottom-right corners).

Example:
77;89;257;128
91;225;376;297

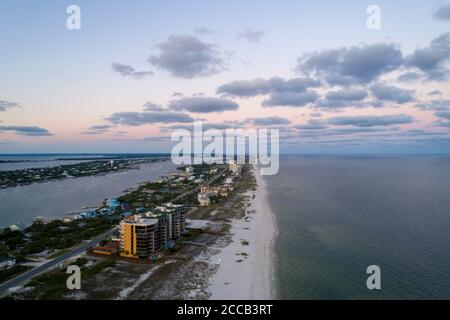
120;216;159;259
229;160;242;176
120;203;187;258
152;203;186;241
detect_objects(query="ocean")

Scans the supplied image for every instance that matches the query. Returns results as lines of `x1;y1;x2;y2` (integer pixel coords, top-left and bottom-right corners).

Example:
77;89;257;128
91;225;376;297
265;155;450;299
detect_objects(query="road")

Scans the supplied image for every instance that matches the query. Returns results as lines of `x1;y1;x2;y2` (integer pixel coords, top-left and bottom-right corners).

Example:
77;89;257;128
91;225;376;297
0;167;227;296
170;168;226;203
0;227;118;296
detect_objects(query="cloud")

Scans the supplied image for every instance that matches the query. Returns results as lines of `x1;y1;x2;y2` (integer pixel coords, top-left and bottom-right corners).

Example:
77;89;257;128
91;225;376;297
143;101;165;112
404;32;450;80
0;126;53;136
397;71;422;82
296;43;403;85
194;27;214;35
0;100;19;112
160;121;242;133
106;111;194;126
310;112;322;118
326;87;368;101
111;63;153;79
370;83;415;104
169;96;239;113
295;119;328;130
82;124;113;135
428;90;442;96
433;121;450;128
147;35;227;78
172;92;183;97
250;117;292;126
435;110;450;120
328;114;413;127
434;4;450;20
316;87;371;110
217;77;321;97
237;29;265;43
262;91;319;107
415;99;450;111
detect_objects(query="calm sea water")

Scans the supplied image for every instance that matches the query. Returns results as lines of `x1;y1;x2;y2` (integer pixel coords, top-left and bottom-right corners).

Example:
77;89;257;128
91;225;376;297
265;155;450;299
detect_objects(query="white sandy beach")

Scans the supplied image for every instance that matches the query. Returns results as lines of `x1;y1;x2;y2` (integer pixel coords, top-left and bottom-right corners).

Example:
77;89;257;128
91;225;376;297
208;166;277;299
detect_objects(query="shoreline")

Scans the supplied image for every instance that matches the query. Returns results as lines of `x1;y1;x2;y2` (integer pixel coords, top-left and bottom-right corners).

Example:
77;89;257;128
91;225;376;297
207;165;278;299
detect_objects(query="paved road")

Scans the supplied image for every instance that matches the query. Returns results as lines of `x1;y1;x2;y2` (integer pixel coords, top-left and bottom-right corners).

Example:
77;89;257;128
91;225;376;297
171;169;226;203
0;167;226;296
0;227;118;296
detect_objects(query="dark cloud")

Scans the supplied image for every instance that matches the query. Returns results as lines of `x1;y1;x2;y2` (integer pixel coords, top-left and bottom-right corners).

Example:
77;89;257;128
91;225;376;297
295;119;328;130
325;87;368;101
160;122;241;133
316;88;369;110
397;71;422;82
82;124;113;135
415;99;450;111
434;4;450;20
172;92;183;97
434;121;450;128
262;91;319;107
143;101;165;112
404;32;450;80
106;111;194;126
250;117;292;126
328;114;413;127
0;100;19;112
217;77;320;97
428;90;442;96
147;35;226;78
111;63;153;79
169;97;239;113
217;77;320;108
237;29;265;43
296;43;403;85
435;110;450;120
0;126;53;136
370;83;415;104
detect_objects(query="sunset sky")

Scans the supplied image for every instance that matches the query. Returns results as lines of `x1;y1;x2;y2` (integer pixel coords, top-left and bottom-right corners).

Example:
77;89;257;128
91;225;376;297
1;0;450;153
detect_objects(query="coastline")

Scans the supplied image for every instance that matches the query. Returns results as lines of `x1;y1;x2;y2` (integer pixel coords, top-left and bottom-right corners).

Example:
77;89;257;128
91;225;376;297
208;165;278;299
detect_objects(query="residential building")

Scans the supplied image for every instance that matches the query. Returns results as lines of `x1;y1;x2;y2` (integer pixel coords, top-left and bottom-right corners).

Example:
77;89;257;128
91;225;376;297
200;185;231;197
185;166;194;174
120;216;159;259
229;160;242;176
120;204;187;258
0;257;16;269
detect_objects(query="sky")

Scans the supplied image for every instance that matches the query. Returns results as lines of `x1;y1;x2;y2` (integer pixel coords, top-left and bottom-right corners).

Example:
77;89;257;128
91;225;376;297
0;0;450;154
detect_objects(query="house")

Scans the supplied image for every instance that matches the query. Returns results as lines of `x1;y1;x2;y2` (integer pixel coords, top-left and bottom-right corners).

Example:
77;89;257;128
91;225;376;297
92;241;120;256
200;185;231;197
0;257;16;270
106;198;120;211
185;166;194;174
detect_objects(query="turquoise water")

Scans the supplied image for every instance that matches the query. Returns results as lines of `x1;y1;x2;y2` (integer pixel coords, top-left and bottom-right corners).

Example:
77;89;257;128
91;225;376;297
265;155;450;299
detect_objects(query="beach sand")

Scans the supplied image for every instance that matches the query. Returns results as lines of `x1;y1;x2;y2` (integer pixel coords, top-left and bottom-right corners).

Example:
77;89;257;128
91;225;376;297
208;166;277;299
